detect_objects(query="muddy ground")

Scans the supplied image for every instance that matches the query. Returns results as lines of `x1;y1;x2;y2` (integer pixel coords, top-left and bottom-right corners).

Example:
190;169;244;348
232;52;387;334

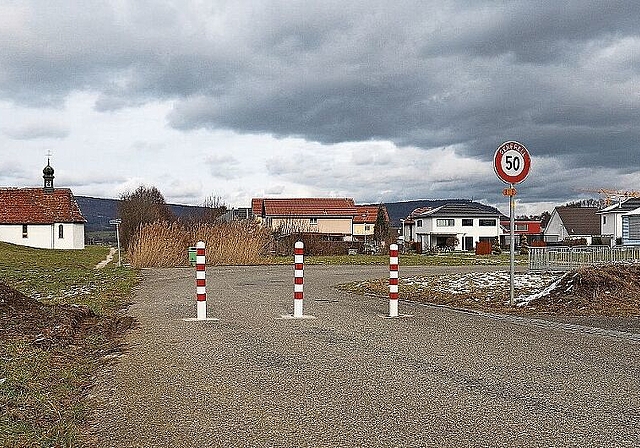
0;282;133;350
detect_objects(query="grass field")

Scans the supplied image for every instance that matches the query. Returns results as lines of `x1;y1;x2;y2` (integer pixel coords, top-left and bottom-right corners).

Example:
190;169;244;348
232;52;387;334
0;243;138;447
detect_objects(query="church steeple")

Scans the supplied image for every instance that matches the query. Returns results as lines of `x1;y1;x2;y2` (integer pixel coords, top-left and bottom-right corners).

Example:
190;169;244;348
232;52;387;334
43;158;55;193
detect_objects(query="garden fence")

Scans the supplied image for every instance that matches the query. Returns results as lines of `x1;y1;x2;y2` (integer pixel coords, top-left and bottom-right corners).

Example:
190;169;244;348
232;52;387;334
529;246;640;271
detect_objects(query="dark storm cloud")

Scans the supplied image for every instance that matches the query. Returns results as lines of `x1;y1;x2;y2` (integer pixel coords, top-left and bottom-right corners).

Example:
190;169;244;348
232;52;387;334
163;1;639;169
419;1;640;63
1;1;638;181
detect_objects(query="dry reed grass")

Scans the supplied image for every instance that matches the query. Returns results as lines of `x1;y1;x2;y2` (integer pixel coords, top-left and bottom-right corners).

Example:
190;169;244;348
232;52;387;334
127;220;272;268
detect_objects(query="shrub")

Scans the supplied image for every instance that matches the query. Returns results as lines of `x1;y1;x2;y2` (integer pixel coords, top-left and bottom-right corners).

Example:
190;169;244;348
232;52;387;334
563;238;587;247
445;236;459;249
519;234;529;255
127;220;272;267
491;237;502;255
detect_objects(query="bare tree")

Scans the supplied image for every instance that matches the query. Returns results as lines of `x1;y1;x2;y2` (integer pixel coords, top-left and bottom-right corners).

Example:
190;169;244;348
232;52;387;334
199;195;227;223
118;185;173;248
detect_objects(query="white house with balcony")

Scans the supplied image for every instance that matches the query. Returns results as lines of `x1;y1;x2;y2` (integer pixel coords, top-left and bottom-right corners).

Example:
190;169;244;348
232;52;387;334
408;202;503;251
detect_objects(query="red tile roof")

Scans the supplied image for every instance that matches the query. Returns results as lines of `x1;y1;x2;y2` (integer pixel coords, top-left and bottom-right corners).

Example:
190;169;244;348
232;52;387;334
409;207;432;218
354;205;388;224
0;188;86;224
251;198;263;215
252;198;357;217
403;207;432;223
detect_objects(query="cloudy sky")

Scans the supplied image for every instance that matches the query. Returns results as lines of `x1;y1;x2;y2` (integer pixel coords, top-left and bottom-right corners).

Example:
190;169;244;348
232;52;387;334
1;1;638;215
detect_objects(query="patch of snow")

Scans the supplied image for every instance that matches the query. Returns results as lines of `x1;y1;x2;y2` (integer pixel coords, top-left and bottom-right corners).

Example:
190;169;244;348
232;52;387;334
516;272;568;306
402;271;558;298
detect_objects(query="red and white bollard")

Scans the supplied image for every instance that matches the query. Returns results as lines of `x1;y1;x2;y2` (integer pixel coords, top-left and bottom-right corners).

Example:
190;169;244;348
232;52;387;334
196;240;207;320
389;243;399;317
293;241;304;318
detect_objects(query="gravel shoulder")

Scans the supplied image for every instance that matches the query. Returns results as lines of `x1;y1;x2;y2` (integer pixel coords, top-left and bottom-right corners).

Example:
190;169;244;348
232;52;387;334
92;265;640;447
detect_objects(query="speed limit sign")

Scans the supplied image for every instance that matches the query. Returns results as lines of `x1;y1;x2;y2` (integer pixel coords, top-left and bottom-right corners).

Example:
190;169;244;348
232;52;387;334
494;140;531;184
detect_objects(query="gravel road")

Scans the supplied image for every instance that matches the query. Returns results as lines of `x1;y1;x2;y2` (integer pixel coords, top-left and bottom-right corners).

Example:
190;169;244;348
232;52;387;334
92;265;640;447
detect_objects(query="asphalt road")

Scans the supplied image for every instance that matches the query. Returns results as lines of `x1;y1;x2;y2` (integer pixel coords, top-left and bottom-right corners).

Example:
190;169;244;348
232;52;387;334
93;265;640;447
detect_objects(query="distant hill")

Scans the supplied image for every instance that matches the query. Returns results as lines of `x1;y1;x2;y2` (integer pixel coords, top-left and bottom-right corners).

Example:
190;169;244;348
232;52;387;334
75;197;118;233
75;196;210;237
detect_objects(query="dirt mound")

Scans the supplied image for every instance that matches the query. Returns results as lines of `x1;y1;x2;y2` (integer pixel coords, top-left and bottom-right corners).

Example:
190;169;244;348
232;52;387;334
527;264;640;316
0;282;134;348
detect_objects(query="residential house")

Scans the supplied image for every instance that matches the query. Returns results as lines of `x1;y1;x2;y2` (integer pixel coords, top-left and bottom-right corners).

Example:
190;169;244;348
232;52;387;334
408;202;502;251
500;218;543;247
219;207;253;222
352;205;389;243
251;198;357;241
597;198;640;245
543;206;600;245
400;207;432;244
0;160;86;249
622;208;640;245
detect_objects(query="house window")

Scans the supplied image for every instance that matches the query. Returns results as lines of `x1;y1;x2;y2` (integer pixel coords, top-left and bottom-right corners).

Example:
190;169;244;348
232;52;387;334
603;216;606;225
462;219;473;227
309;218;318;226
416;219;423;227
515;224;528;231
22;224;28;238
479;219;497;227
436;219;455;227
365;225;371;231
58;224;64;239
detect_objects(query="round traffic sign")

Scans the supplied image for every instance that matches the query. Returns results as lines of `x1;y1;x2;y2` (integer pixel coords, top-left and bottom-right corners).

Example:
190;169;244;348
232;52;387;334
494;140;531;184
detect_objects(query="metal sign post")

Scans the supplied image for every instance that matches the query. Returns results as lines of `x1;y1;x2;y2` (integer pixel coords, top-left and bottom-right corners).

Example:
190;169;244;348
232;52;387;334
506;186;517;305
494;141;531;306
109;219;122;267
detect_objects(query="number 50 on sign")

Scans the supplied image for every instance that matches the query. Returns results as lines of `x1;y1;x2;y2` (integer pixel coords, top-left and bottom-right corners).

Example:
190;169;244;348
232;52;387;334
494;140;531;185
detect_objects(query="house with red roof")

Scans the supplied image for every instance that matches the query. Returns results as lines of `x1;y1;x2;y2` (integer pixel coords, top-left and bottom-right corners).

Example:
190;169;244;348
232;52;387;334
0;160;86;249
352;205;389;243
251;198;358;241
400;206;432;244
499;218;543;247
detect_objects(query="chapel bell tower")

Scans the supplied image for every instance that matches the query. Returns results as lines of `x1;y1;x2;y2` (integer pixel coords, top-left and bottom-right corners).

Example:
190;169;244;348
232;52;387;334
43;158;55;193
